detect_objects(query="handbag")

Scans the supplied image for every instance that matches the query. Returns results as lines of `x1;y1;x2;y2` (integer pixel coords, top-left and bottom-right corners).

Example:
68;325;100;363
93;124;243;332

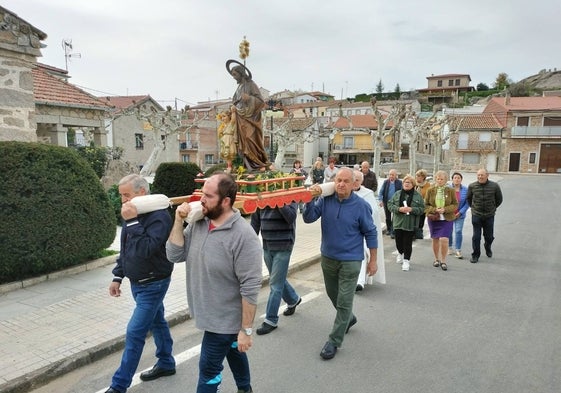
427;212;440;221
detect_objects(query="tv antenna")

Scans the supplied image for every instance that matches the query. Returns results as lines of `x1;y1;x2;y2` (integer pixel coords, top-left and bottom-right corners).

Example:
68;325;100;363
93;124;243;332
62;39;81;71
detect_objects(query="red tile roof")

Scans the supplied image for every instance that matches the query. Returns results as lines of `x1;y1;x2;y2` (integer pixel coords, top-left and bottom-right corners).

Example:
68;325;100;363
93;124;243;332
426;74;471;80
483;96;561;127
447;114;503;130
32;66;111;110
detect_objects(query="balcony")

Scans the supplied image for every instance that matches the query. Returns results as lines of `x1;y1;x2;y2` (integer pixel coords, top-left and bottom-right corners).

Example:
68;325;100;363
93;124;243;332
179;141;199;150
511;126;561;137
332;143;374;153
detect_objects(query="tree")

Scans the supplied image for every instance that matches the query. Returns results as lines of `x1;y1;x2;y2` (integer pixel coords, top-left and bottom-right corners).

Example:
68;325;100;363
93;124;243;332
493;72;512;90
376;79;384;94
369;99;406;176
135;106;208;176
266;115;319;169
477;83;489;91
394;83;401;95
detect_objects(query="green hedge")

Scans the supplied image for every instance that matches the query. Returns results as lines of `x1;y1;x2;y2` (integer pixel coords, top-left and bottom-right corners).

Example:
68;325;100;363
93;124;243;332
151;162;202;197
0;142;116;283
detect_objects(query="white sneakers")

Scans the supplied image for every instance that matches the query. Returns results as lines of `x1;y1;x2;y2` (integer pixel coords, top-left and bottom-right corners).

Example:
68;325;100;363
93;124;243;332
455;250;463;259
402;260;410;271
396;253;404;264
448;248;455;255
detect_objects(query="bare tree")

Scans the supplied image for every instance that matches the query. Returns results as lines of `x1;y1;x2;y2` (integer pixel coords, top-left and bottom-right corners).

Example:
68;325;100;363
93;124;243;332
135;106;208;176
266;114;319;169
369;98;406;176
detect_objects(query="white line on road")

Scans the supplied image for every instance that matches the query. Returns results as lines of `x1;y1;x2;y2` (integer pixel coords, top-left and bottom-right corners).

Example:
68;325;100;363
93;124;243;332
95;290;323;393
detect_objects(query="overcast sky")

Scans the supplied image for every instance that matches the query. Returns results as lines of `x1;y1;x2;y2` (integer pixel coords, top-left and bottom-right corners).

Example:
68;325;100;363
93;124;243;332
4;0;559;107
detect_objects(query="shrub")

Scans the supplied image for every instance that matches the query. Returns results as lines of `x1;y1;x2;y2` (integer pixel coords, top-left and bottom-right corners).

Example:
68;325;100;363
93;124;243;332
107;184;123;223
75;144;109;178
151;162;202;197
0;142;116;283
204;163;227;177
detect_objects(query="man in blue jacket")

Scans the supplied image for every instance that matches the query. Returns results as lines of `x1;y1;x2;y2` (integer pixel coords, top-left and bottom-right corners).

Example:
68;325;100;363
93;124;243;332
105;174;175;393
378;168;402;238
304;167;378;360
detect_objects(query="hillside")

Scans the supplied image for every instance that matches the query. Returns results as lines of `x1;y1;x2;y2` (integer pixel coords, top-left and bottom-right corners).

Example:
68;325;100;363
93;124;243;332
518;69;561;90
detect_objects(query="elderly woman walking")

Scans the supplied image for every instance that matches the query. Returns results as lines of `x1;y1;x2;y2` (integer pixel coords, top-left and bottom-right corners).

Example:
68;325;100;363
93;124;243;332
424;171;458;271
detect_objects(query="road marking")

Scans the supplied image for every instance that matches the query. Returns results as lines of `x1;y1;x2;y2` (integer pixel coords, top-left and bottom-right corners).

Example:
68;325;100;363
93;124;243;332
96;290;322;392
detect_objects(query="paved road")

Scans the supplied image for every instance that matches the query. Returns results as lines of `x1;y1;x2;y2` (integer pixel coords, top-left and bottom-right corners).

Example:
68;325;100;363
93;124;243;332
23;174;561;393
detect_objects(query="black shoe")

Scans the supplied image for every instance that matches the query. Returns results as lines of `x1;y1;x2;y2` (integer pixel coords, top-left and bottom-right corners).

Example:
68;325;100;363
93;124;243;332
320;341;337;360
105;389;122;393
256;322;277;335
486;249;493;258
390;233;395;239
355;284;364;292
346;315;357;333
140;365;176;381
236;387;253;393
470;256;479;263
283;297;302;316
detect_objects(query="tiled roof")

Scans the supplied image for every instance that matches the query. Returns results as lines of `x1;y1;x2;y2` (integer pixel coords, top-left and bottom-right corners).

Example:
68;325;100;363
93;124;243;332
447;114;503;130
272;117;316;130
426;74;471;80
100;95;152;110
330;114;395;129
32;66;111;110
484;96;561;112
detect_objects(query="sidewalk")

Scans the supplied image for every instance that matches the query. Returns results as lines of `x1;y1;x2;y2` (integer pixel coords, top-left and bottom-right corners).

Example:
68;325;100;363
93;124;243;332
0;214;324;393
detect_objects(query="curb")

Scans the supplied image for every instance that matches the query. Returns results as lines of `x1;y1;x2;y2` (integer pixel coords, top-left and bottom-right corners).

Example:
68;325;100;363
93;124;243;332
0;255;118;295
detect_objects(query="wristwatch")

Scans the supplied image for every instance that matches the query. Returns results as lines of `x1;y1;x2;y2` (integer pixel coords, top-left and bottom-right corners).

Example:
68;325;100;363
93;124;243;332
242;327;253;336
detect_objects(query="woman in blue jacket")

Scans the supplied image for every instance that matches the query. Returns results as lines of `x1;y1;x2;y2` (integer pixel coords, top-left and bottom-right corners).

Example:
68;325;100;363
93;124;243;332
448;172;469;259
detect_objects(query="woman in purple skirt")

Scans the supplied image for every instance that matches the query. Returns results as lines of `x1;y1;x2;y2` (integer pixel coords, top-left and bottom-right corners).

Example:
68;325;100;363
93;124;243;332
424;171;458;271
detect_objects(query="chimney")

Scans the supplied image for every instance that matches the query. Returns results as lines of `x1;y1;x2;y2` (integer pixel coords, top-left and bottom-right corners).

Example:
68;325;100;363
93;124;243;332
505;91;511;105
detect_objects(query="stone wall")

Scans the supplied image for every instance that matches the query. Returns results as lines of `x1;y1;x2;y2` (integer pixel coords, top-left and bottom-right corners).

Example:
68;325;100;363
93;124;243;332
0;8;46;142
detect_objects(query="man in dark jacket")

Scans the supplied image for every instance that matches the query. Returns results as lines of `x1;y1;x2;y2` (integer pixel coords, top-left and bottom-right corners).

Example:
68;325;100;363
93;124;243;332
378;169;403;238
466;169;503;263
105;174;175;393
251;203;302;335
360;161;378;192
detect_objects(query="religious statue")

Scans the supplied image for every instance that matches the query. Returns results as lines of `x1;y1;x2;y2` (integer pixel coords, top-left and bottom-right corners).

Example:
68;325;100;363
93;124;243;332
222;59;270;172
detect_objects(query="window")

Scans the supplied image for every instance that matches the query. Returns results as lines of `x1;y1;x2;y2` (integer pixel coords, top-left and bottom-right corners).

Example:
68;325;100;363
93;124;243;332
517;117;529;126
463;153;480;165
205;154;214;164
529;152;536;164
343;136;354;149
479;132;492;142
448;79;454;87
182;154;190;162
437;80;443;87
135;133;144;150
455;79;460;86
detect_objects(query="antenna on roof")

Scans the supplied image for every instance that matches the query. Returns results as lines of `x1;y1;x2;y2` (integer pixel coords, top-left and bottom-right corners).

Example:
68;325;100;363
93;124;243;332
62;39;81;72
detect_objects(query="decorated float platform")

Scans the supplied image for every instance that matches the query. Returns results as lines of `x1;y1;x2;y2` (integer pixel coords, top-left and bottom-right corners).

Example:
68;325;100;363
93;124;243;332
168;173;314;214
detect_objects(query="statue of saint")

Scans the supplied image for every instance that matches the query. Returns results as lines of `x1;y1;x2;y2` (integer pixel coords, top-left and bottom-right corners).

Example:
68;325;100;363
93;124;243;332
225;60;270;172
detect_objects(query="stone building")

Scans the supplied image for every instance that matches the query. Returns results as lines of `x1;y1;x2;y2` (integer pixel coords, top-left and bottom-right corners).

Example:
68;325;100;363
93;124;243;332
0;6;46;142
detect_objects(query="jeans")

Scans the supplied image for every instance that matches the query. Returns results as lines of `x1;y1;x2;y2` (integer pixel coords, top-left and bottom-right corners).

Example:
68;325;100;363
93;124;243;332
197;331;251;393
263;249;300;326
111;277;175;392
471;214;495;258
321;256;361;347
448;217;465;250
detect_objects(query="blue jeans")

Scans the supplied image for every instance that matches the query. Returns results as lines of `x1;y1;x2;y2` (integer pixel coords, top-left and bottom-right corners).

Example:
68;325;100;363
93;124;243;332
471;215;495;258
320;256;361;347
198;331;251;393
448;217;465;250
263;249;300;326
111;277;175;392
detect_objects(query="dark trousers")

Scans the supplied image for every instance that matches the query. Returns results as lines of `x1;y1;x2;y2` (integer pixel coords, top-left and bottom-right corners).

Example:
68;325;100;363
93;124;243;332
383;204;393;234
471;214;495;258
394;229;414;260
